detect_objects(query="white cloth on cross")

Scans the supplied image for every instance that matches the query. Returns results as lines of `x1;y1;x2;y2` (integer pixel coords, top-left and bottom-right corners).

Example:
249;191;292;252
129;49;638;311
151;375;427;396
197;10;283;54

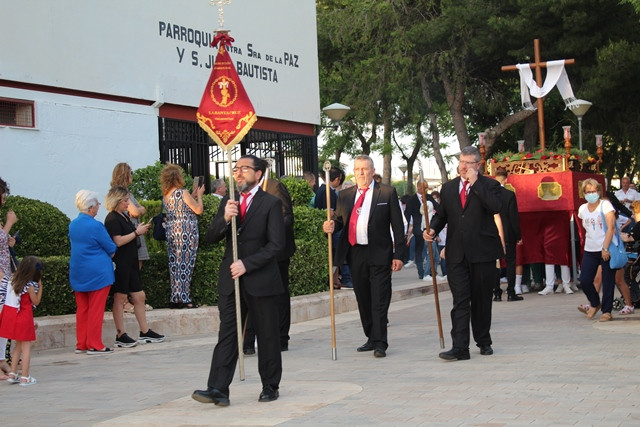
517;60;576;111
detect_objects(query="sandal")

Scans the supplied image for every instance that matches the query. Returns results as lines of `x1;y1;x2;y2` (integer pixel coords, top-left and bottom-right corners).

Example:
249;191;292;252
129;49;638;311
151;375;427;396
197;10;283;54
6;372;20;384
145;304;153;311
123;302;135;313
619;305;635;315
577;304;591;314
586;304;601;319
19;375;37;386
599;312;613;322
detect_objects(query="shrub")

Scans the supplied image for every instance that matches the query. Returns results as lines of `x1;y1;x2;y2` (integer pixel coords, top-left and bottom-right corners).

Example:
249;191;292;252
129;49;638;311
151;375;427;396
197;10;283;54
281;176;314;207
130;161;194;201
0;196;70;257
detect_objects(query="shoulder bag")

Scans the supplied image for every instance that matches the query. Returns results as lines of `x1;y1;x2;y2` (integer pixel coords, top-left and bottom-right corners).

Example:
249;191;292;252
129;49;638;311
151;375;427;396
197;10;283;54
601;203;627;269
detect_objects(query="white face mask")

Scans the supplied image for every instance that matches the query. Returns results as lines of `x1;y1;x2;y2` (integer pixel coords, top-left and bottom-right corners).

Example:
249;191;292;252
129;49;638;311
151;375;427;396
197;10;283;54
585;193;600;204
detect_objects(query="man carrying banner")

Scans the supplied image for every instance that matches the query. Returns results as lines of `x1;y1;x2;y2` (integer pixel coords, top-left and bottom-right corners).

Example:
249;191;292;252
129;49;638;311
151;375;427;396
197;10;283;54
192;154;284;406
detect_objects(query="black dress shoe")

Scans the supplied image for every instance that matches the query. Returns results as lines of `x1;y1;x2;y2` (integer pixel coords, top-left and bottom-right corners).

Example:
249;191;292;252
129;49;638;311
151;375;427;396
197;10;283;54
373;348;386;358
507;294;524;301
258;385;279;402
439;348;470;361
192;388;230;406
280;343;289;352
479;345;493;355
357;341;374;352
243;347;256;355
493;294;502;302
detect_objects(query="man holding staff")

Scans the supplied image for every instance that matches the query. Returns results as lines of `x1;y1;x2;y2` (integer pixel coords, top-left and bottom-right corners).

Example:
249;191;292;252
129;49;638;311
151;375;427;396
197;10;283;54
323;155;405;358
424;146;503;361
192;154;284;406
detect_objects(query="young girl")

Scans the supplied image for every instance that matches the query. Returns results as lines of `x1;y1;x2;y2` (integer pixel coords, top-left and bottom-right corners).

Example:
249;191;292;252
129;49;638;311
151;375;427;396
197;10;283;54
0;256;43;385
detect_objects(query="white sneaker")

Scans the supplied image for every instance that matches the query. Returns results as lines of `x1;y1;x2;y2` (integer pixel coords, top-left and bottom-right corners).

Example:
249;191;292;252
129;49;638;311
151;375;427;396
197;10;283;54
521;285;530;294
405;260;415;267
424;275;433;282
538;287;554;295
562;284;574;295
500;277;508;283
436;275;446;282
570;283;579;292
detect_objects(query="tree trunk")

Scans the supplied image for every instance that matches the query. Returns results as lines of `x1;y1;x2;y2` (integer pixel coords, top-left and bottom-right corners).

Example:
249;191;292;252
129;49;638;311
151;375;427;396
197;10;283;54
420;74;449;183
442;71;470;150
484;102;538;156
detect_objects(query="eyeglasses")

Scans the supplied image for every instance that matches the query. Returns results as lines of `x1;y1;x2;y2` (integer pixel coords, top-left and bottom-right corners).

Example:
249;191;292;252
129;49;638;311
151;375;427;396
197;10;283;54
459;160;478;166
232;165;256;174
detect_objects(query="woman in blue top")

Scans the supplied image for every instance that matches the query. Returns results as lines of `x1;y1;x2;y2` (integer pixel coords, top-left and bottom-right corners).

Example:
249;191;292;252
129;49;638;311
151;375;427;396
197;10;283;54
69;190;117;354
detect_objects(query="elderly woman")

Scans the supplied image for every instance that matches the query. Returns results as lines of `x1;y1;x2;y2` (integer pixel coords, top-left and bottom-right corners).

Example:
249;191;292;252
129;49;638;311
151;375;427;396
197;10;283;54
160;164;204;309
104;186;164;348
68;190;117;354
577;179;618;321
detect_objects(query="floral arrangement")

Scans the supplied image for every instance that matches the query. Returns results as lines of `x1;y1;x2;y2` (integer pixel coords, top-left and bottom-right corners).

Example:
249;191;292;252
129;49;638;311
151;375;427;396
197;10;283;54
491;148;597;164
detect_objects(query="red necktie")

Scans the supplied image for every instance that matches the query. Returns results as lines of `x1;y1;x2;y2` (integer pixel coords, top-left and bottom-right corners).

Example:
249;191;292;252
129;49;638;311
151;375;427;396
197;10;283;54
460;180;469;207
240;193;250;222
348;188;369;246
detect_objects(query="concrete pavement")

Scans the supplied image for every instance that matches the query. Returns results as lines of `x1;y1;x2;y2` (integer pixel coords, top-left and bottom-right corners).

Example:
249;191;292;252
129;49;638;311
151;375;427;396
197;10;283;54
2;266;640;426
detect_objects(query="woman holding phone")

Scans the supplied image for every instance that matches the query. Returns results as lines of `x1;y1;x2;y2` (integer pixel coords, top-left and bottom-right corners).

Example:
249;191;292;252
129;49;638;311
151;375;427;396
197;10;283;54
160;164;204;308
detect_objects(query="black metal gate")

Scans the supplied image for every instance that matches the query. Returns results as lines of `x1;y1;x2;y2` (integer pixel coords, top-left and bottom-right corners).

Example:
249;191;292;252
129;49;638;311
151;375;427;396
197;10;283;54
159;117;318;192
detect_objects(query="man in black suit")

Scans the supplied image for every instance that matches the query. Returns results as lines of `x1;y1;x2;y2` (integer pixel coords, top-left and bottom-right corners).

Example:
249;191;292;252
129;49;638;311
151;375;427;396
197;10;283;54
192;154;284;406
493;168;523;302
323;155;405;358
404;181;439;279
243;169;296;353
424;146;503;361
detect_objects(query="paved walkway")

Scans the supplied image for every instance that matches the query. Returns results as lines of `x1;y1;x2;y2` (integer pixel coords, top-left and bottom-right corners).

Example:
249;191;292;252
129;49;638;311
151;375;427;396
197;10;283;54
3;267;640;426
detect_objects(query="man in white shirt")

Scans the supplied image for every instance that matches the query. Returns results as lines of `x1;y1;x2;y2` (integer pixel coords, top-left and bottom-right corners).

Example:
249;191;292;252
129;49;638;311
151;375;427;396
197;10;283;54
615;177;639;210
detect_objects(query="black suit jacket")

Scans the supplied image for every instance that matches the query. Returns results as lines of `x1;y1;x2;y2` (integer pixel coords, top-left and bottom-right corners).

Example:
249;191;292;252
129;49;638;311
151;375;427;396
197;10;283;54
430;175;503;264
499;186;521;244
263;179;296;260
206;189;285;297
333;182;405;266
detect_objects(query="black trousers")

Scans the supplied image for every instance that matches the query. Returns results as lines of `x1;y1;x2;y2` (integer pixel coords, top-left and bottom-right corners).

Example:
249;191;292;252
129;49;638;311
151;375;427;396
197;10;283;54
348;244;392;350
243;258;290;349
494;240;517;296
447;258;496;350
207;290;282;395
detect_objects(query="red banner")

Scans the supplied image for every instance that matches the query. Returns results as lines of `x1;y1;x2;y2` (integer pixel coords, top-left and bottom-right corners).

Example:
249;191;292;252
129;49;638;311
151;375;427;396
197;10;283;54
197;33;257;149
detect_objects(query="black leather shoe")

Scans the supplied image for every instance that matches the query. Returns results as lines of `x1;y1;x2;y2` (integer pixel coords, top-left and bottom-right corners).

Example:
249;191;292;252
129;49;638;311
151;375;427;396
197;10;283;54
373;348;386;358
439;348;470;361
192;388;230;406
243;347;255;355
507;294;524;301
357;341;374;352
479;345;493;355
493;294;502;302
280;343;288;352
258;385;279;402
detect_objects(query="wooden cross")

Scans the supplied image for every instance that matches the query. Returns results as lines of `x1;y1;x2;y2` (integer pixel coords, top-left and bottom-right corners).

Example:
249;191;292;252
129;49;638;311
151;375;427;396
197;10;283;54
501;39;575;150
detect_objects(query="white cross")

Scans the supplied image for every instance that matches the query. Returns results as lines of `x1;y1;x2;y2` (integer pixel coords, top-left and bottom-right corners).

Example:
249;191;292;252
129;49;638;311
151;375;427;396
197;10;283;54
210;0;232;30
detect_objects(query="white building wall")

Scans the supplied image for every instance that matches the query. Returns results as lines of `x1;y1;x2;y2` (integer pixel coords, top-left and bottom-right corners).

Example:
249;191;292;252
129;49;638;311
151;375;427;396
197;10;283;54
0;87;159;221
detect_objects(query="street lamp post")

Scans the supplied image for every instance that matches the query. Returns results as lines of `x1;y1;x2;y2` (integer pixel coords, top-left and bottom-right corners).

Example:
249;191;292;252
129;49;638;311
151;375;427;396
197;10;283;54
322;103;351;130
399;164;407;195
569;99;592;150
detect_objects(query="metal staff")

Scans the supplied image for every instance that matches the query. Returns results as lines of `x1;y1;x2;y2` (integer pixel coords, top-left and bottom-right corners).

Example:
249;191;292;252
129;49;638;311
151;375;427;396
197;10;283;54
324;160;338;360
226;148;245;380
418;161;445;349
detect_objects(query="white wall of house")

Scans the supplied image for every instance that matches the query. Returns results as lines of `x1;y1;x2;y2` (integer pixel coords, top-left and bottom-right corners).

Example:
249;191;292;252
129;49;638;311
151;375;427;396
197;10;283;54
0;87;160;221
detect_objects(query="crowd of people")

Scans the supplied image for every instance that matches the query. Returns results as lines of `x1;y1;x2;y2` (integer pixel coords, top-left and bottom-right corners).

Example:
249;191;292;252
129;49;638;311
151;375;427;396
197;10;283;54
0;150;638;399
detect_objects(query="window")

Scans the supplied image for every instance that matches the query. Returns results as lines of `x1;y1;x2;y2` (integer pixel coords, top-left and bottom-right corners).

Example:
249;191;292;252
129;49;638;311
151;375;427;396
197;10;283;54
0;98;35;127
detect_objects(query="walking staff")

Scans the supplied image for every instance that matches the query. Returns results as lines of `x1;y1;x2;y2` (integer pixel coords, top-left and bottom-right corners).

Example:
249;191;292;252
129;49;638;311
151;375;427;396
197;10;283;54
323;161;338;360
418;162;445;349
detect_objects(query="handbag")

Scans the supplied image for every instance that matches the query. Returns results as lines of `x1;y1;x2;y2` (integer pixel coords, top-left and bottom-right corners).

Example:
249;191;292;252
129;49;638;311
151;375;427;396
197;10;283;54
601;203;627;269
152;212;167;241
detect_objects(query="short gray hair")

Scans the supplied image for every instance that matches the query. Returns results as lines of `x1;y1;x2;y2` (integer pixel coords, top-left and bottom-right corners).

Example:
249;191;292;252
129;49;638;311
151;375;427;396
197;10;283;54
75;190;100;212
460;146;481;162
211;178;225;192
354;154;375;169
